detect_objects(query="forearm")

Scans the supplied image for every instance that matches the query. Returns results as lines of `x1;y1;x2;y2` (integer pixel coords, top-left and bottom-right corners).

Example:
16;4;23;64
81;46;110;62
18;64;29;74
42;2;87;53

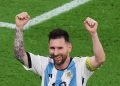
14;28;28;65
91;32;105;65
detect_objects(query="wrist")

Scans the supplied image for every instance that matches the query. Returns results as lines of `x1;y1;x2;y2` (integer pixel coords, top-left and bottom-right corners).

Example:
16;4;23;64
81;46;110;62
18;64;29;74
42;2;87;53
16;26;24;31
90;32;98;37
90;32;98;38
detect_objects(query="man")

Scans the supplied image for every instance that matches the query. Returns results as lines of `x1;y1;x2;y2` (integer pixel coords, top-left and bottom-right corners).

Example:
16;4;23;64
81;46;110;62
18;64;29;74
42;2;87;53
14;12;105;86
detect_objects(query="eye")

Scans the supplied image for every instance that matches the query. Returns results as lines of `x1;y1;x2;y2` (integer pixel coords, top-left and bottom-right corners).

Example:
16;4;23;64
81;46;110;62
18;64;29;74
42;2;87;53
58;47;63;49
50;47;55;50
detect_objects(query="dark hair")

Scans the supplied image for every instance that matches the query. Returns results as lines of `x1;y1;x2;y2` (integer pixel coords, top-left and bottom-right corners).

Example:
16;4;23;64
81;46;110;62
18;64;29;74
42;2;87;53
48;28;70;42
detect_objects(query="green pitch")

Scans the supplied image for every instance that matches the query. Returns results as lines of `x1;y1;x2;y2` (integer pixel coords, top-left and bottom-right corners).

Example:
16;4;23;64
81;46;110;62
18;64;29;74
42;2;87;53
0;0;120;86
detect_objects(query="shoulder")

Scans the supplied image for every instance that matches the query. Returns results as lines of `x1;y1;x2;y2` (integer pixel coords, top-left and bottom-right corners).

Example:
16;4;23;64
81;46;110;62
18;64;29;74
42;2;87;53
28;52;53;65
73;56;87;63
29;52;50;59
73;56;97;71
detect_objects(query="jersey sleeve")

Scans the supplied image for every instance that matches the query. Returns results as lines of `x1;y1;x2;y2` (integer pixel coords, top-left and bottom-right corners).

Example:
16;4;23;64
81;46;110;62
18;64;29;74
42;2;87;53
81;57;94;76
24;52;50;76
78;57;94;85
86;57;97;71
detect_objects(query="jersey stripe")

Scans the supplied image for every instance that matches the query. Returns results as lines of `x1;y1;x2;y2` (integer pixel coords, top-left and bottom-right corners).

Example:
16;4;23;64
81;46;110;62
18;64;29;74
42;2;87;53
68;60;77;86
49;67;57;85
44;62;54;86
54;70;64;85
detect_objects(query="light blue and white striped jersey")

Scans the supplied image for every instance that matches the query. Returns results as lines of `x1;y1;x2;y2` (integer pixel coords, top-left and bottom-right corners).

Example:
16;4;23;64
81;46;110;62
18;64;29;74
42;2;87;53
26;53;93;86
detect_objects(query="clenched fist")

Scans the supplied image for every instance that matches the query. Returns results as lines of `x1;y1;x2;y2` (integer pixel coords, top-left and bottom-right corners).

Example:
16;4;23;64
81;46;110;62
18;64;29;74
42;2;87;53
84;17;98;35
16;12;30;29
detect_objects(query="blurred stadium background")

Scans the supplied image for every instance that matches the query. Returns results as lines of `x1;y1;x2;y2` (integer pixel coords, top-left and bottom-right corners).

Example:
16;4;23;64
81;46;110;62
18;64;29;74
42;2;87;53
0;0;120;86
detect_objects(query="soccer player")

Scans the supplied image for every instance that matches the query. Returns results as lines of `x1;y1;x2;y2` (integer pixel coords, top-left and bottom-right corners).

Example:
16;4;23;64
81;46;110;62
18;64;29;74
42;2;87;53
14;12;105;86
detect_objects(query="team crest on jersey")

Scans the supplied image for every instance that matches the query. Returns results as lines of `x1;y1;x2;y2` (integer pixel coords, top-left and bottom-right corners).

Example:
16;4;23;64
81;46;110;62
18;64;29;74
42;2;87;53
64;70;73;80
66;71;72;78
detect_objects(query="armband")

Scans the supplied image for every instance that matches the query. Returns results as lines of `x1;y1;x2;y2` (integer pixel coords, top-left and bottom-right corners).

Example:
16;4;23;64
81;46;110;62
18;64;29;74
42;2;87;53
86;57;97;71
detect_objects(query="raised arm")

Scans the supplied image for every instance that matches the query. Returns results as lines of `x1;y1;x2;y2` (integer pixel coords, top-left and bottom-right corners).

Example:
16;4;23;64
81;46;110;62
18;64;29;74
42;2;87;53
14;12;30;67
84;17;105;68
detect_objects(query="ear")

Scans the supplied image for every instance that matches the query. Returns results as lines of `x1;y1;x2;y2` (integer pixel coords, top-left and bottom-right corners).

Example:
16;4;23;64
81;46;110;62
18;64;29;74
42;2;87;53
68;43;72;52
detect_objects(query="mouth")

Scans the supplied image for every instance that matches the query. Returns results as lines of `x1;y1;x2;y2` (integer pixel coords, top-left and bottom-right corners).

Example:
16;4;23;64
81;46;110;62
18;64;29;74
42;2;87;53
54;56;61;61
52;55;62;63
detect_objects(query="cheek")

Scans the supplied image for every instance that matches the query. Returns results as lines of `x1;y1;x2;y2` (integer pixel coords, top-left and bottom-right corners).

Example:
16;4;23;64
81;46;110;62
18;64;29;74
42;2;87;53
49;49;53;54
61;48;69;55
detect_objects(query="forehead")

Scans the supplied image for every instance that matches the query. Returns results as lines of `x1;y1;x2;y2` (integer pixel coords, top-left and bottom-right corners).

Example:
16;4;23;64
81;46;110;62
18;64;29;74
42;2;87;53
49;38;68;46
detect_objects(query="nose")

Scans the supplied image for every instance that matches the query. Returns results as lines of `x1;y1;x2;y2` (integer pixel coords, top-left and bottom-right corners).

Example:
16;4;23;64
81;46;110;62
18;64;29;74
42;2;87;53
53;49;59;56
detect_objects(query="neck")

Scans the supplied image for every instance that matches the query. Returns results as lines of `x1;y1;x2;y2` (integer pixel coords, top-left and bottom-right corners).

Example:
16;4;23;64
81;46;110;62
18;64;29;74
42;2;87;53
55;57;70;70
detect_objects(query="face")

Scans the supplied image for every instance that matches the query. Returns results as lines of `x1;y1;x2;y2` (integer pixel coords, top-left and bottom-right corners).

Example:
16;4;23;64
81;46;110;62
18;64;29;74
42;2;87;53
49;38;72;66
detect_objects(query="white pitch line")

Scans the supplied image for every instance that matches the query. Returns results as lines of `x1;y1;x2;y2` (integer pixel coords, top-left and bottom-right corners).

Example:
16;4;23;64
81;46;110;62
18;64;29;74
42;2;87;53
0;0;89;29
0;22;16;29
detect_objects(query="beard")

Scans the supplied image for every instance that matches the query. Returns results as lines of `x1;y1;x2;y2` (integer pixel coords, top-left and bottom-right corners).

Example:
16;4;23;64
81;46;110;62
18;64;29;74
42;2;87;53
50;54;67;66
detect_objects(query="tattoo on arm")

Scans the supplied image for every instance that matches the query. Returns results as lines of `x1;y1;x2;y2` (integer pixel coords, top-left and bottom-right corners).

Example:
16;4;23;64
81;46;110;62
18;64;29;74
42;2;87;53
14;29;26;64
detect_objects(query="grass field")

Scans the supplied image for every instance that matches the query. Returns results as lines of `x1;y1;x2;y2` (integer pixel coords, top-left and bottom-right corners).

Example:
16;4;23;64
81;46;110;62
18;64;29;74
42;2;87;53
0;0;120;86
